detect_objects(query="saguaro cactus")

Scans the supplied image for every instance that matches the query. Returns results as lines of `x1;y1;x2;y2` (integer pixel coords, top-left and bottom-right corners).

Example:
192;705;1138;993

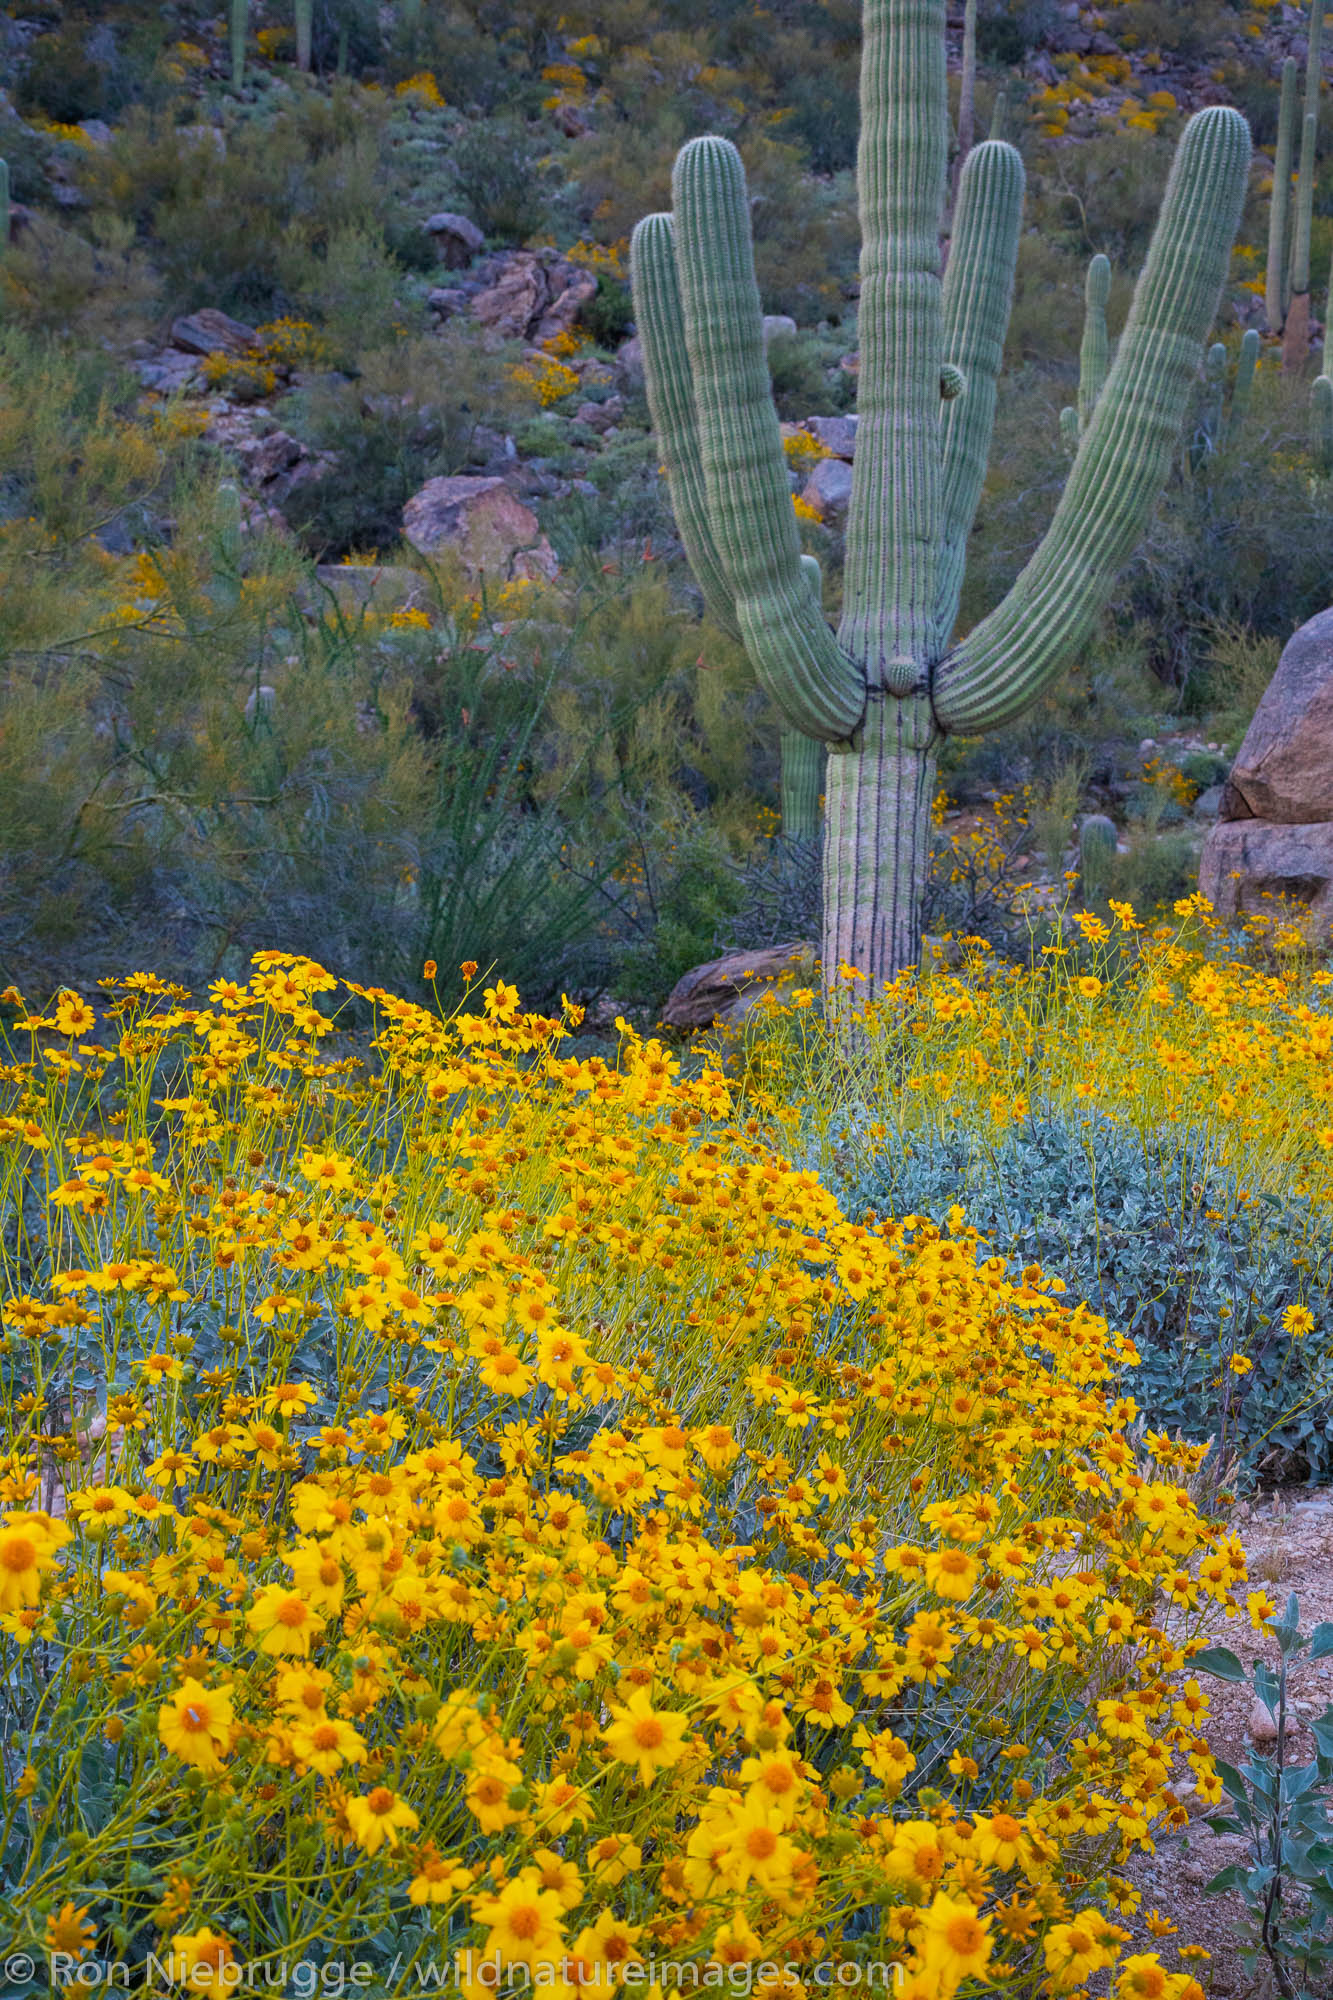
230;0;248;86
1266;57;1299;335
1286;2;1327;368
631;0;1249;995
295;0;314;70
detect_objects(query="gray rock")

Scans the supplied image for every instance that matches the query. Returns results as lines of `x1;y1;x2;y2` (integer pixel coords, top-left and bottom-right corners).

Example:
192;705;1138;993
573;395;624;433
615;336;644;383
424;210;485;268
427;285;476;320
135;352;202;394
761;314;799;344
170;308;258;357
1193;783;1224;821
800;457;855;521
1221;605;1333;823
805;415;858;461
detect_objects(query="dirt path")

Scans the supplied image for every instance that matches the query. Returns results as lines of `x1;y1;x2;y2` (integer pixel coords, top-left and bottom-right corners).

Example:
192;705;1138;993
1115;1493;1333;1996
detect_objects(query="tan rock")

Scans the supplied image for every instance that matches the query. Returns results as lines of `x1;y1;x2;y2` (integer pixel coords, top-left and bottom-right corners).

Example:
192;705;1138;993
1198;818;1333;926
1223;606;1333;823
660;944;816;1031
402;475;558;584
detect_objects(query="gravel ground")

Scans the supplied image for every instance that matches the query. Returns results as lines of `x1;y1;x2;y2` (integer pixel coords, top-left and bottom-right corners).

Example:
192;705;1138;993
1114;1492;1333;1997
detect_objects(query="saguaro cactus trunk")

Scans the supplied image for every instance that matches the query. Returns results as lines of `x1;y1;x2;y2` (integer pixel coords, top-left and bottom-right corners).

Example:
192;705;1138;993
295;0;314;70
631;0;1249;1000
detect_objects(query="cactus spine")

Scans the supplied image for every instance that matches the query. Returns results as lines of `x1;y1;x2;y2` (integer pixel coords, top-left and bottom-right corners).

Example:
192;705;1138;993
631;0;1249;995
230;0;248;85
295;0;314;70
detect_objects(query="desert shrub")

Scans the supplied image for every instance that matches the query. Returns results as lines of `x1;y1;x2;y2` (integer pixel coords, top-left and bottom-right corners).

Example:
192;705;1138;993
838;1109;1333;1489
0;114;57;204
84;90;395;321
0;958;1244;1998
0;212;159;343
1110;0;1244;60
14;27;107;124
1184;624;1280;753
577;270;634;347
285;327;526;558
448;116;555;243
767;330;840;419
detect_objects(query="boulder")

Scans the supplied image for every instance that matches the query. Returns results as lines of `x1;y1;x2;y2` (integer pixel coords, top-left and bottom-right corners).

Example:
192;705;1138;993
424;210;485;268
660;943;816;1031
1220;606;1333;823
762;314;799;344
467;249;597;344
170;308;259;357
800;457;855;521
426;285;475;320
1198;819;1333;925
402;474;558;584
574;395;624;433
805;414;858;461
135;351;201;395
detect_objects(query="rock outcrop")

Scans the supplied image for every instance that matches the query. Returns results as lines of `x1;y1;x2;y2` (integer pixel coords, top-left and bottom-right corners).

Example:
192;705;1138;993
1199;608;1333;926
427;248;597;345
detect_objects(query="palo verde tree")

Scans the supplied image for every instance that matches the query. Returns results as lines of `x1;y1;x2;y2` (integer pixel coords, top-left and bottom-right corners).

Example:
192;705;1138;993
631;0;1250;996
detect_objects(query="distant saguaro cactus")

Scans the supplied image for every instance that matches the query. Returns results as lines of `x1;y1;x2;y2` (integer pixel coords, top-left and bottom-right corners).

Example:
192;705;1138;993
230;0;248;86
1266;57;1299;335
1078;815;1118;904
295;0;314;70
631;0;1249;997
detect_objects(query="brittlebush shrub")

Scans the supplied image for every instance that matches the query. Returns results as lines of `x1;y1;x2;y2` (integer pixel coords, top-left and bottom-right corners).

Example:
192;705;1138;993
0;959;1248;1998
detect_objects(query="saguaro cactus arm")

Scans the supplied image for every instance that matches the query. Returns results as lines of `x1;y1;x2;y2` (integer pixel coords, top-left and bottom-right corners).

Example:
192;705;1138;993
936;138;1025;638
1312;373;1333;476
630;215;743;643
933;104;1251;735
1078;253;1112;433
230;0;248;85
1267;57;1299;331
657;137;864;742
1229;326;1260;440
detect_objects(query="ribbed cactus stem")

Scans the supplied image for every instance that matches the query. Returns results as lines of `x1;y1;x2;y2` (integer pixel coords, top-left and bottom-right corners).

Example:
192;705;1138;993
1059;405;1080;455
1286;4;1326;367
937;139;1025;633
1267;57;1298;332
1229;326;1260;440
1078;814;1118;904
957;0;978;168
780;730;824;841
0;158;9;256
1313;373;1333;476
1202;340;1227;459
1078;254;1112;434
989;88;1009;144
634;1;1249;995
935;105;1250;734
230;0;248;85
295;0;314;69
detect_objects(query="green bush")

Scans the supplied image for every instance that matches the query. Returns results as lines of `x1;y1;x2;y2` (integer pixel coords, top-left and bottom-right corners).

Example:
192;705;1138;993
579;270;634;347
448;116;554;243
15;28;106;124
837;1108;1333;1489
